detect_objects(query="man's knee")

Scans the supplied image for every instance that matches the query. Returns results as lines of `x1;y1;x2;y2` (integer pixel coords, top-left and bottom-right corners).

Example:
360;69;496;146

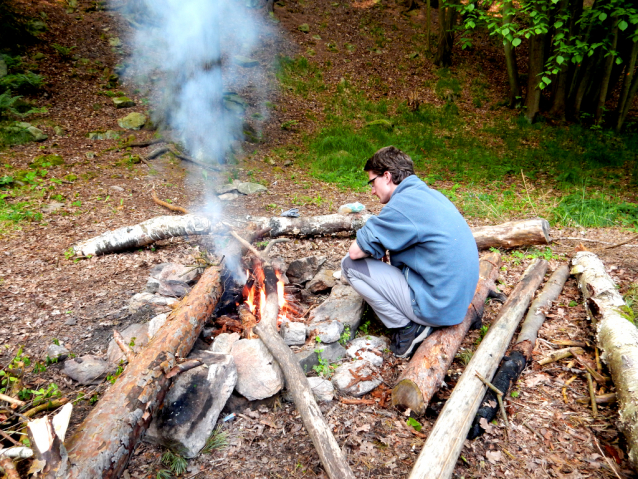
341;254;370;278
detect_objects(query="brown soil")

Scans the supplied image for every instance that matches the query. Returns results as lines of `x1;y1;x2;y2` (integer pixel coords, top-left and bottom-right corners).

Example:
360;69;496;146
1;0;637;478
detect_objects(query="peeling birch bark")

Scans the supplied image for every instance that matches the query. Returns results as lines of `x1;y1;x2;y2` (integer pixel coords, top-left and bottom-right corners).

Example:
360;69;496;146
572;251;638;471
73;215;214;256
249;213;372;237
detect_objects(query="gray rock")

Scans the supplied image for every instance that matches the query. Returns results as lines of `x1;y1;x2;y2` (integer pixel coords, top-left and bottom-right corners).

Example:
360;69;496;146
309;284;364;337
215;181;241;195
106;323;150;364
63;355;110;385
346;336;389;367
144;351;236;458
0;57;6;78
158;280;191;297
109;185;125;192
281;321;307;346
231;339;284;401
15;122;47;142
41;201;65;214
286;256;327;284
296;341;346;374
145;277;160;293
211;332;241;354
128;293;177;314
46;344;70;361
53;125;65;136
233;56;259;67
308;377;334;402
237;182;267;195
332;361;382;397
306;269;336;293
152;262;200;284
147;313;169;339
87;130;120;140
118;112;147;130
314;320;343;344
218;193;239;201
113;96;136;108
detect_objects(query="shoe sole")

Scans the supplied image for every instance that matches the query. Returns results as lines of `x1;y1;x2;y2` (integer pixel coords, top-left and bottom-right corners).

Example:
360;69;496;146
395;326;432;359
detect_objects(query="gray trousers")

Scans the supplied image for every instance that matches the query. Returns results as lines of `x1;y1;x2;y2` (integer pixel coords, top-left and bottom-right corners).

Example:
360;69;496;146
341;254;437;329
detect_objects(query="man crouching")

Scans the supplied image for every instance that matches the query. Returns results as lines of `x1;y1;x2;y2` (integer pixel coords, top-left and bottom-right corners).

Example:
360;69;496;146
342;146;479;358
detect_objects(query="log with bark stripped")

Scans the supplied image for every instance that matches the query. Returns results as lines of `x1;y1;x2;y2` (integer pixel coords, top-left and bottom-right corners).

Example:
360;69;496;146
61;266;222;479
392;251;503;415
572;251;638;471
408;259;548;479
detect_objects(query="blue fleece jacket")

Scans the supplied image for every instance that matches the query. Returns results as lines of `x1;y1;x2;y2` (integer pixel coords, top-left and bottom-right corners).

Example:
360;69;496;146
356;175;479;327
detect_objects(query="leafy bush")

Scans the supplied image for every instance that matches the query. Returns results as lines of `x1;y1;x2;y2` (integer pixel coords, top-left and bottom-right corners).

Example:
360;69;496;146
0;72;46;93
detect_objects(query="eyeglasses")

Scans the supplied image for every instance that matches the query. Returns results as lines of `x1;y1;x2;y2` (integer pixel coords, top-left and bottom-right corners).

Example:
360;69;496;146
367;174;383;188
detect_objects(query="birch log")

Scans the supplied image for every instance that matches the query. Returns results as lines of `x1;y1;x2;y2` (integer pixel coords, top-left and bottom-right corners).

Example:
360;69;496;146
409;259;548;479
249;213;372;237
63;266;222;479
392;251;503;415
471;218;550;249
572;251;638;470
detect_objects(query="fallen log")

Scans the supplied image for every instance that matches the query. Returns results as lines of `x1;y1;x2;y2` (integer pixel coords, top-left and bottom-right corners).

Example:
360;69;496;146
231;232;355;479
471;218;551;249
392;251;503;415
572;250;638;470
408;258;548;479
63;266;222;478
468;264;570;439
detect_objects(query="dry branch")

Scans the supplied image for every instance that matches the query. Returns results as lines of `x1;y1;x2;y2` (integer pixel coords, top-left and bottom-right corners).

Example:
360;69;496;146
63;266;222;478
538;347;585;366
392;251;502;414
151;190;189;214
408;259;548;479
0;393;25;407
113;330;135;363
572;250;638;470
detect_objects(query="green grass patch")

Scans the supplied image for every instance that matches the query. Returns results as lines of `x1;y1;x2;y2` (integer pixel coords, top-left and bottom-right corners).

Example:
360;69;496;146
276;55;326;98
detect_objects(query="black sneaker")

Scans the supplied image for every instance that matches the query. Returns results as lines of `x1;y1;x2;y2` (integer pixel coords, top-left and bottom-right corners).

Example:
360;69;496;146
390;322;432;358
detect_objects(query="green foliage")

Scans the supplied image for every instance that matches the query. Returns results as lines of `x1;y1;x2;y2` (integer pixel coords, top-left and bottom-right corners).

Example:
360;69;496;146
106;365;124;384
455;349;473;366
155;470;172;479
0;72;46;93
201;426;229;454
358;320;370;336
161;450;187;476
339;325;351;346
0;91;23;118
29;154;64;169
51;43;76;59
276;55;326;98
475;325;489;345
406;417;422;431
312;348;333;377
624;284;638;321
510;390;520;398
553;190;638;228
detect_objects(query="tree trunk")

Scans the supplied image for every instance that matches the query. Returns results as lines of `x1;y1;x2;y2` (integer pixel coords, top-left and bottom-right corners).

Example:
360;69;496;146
595;18;619;124
503;1;521;108
435;5;457;67
63;266;223;479
408;259;548;479
616;29;638;131
524;33;545;123
392;251;503;415
467;264;569;439
572;53;601;118
572;251;638;470
426;0;431;52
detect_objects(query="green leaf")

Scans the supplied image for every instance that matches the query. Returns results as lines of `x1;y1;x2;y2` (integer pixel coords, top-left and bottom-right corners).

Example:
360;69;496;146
616;57;623;65
554;21;564;28
599;12;607;21
406;417;422;432
512;38;522;47
556;55;564;64
510;390;520;398
619;20;629;31
502;27;510;36
542;76;552;85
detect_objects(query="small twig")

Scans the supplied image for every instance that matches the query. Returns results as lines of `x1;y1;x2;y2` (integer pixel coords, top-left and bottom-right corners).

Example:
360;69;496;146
0;394;25;407
600;233;638;251
151;189;189;214
23;398;69;418
0;428;21;447
167;146;222;172
520;170;538;217
576;393;617;405
339;397;376;405
592;434;622;479
113;330;136;363
262;238;291;257
595;347;603;373
561;375;578;404
538;347;584;366
475;371;509;428
586;372;598;418
226;228;264;260
522;421;545;441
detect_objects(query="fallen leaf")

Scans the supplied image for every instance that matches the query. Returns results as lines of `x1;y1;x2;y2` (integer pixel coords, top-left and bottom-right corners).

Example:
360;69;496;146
360;441;375;455
479;417;493;434
486;450;502;464
525;373;551;388
355;423;371;433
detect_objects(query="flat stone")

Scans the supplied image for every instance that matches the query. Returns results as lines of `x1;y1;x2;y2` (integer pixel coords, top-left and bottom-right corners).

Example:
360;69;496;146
145;277;160;294
113;96;136;108
233;56;259;67
280;321;307;346
309;284;364;337
63;355;110;385
332;361;382;397
144;352;236;458
118;112;147;130
346;336;389;367
231;339;284;401
286;256;327;284
218;193;239;201
15;122;47;142
215;181;240;195
296;341;346;375
157;280;191;297
211;332;241;354
306;269;336;293
87;130;120;140
128;292;177;315
237;182;267;195
46;344;70;361
109;185;124;192
147;313;169;339
106;323;150;364
53;125;65;136
152;262;200;284
41;201;65;214
308;377;334;402
314;320;343;344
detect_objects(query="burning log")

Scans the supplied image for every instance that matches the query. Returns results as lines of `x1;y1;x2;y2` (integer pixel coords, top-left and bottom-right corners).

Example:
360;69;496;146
392;251;503;415
230;231;355;479
572;250;638;470
61;266;222;478
468;264;570;439
407;259;548;479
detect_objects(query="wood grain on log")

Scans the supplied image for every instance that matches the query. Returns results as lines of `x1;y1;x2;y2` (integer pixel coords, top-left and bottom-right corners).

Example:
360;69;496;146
63;266;222;479
572;251;638;471
392;251;502;415
409;259;548;479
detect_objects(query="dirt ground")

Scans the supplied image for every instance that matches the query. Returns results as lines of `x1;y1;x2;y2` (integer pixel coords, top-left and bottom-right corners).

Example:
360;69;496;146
1;0;638;478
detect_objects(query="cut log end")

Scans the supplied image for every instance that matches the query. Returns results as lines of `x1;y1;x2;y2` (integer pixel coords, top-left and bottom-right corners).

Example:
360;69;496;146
392;379;426;415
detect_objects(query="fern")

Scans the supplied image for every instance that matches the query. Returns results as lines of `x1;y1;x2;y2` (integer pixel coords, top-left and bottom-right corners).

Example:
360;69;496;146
0;90;21;118
155;469;172;479
161;450;187;476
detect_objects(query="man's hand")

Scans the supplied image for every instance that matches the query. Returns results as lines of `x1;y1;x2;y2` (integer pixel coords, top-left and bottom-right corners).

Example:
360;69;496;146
348;240;369;260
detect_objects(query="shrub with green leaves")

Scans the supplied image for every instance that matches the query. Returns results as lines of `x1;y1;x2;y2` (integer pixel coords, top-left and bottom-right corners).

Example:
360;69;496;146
0;72;45;93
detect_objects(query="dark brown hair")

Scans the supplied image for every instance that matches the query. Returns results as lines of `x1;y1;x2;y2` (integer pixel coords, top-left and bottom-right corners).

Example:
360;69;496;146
363;146;414;185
